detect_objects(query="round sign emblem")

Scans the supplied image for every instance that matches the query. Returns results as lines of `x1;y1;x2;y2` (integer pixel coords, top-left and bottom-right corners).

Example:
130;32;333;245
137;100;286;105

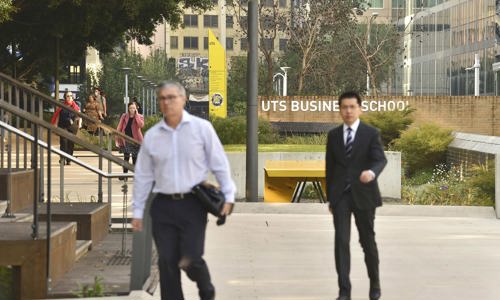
211;93;224;107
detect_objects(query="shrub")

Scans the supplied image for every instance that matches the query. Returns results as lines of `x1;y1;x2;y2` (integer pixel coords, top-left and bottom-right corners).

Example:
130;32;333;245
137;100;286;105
282;134;328;145
391;123;453;175
402;163;495;207
467;161;495;202
211;116;279;144
143;114;162;134
361;108;415;148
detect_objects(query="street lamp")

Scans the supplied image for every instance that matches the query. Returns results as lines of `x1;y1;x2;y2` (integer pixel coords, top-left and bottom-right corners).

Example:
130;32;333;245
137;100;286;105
272;66;291;96
465;53;480;96
148;81;156;115
120;67;132;113
366;12;378;96
137;76;146;116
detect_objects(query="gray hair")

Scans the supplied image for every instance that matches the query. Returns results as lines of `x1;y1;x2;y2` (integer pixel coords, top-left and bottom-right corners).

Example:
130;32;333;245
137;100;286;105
156;81;187;98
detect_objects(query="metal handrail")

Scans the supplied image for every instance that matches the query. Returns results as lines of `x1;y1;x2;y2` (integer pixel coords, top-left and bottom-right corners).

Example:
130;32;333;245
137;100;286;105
0;72;141;146
0;100;134;171
0;120;133;179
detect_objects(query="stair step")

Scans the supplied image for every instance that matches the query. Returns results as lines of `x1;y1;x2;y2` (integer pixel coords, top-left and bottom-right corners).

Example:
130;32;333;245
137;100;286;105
75;240;92;261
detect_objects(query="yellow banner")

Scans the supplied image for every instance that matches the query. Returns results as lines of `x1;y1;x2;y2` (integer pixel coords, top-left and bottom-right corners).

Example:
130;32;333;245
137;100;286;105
208;29;227;118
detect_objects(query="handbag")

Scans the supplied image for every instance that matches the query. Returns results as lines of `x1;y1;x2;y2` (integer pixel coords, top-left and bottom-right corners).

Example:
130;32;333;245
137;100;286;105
192;182;229;226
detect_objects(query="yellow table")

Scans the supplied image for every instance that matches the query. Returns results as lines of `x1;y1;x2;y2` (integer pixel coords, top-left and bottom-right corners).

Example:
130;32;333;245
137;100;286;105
264;160;326;203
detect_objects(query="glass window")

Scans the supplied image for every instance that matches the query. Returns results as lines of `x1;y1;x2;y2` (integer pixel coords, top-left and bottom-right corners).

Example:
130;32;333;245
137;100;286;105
279;39;288;51
204;15;218;28
170;36;178;49
226;15;234;28
261;38;274;50
369;0;383;8
184;37;199;49
261;0;274;7
184;15;198;27
204;37;209;49
240;38;248;50
227;38;234;50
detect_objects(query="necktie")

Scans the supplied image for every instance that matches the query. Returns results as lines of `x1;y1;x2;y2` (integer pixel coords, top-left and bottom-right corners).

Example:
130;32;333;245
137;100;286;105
344;127;353;192
345;127;353;158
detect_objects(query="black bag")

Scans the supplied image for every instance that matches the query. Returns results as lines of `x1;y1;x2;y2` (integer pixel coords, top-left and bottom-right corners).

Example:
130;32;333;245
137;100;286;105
192;182;228;226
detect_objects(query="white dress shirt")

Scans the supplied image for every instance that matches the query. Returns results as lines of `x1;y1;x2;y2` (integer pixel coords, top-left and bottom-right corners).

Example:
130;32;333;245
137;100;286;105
132;110;236;219
342;118;375;179
343;118;360;145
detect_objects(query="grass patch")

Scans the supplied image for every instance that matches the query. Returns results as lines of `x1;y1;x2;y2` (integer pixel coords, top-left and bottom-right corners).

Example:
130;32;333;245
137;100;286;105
224;144;326;152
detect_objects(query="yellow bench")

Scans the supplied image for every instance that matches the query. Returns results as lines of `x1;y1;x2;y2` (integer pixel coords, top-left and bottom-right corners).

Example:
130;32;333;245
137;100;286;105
264;160;326;203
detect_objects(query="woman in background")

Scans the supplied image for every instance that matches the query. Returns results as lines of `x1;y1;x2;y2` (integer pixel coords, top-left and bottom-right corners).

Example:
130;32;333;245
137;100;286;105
83;95;103;135
51;91;81;165
116;102;144;180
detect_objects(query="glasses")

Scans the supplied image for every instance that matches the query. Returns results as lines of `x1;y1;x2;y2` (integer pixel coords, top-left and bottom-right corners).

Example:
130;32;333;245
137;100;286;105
158;95;180;102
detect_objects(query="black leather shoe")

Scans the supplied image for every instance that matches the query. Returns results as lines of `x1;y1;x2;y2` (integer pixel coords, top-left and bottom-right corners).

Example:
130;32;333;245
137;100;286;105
370;288;381;300
336;296;351;300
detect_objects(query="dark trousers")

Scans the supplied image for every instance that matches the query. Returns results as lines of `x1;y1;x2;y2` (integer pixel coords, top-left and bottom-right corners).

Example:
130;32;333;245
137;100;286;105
123;153;137;173
59;127;74;157
333;191;380;297
150;195;215;300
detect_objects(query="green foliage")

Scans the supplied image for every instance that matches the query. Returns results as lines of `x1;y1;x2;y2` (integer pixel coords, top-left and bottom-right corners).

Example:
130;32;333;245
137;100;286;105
143;114;162;134
402;163;494;206
361;108;415;148
468;161;495;202
0;0;15;23
0;266;15;300
211;116;279;145
0;0;212;82
85;49;177;116
391;123;453;175
75;276;105;298
282;134;328;145
227;56;269;114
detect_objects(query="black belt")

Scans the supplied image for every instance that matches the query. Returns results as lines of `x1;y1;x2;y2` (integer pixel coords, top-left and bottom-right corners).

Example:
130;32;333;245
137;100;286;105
157;192;194;200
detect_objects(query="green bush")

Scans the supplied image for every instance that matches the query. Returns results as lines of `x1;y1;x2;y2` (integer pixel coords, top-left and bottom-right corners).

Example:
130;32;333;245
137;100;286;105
211;116;279;144
402;163;493;206
391;123;453;175
0;266;15;300
75;276;105;298
361;108;415;148
282;134;327;145
143;114;162;134
468;161;495;202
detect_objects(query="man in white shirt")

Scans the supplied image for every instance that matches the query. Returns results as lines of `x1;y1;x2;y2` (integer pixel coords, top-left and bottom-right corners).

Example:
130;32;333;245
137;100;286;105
131;81;236;300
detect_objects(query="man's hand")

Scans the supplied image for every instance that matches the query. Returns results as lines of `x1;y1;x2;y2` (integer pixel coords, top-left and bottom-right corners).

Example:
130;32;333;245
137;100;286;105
360;170;375;184
131;218;143;232
221;203;234;216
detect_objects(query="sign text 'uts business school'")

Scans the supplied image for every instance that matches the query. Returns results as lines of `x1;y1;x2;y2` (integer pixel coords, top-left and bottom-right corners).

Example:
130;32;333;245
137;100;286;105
261;99;410;112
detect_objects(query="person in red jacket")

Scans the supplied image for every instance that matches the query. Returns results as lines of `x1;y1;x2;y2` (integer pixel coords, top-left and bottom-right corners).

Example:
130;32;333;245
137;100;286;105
51;91;81;165
116;102;144;180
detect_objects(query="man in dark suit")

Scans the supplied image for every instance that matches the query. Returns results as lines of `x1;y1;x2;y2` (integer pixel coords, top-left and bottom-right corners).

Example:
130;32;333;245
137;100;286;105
325;91;387;300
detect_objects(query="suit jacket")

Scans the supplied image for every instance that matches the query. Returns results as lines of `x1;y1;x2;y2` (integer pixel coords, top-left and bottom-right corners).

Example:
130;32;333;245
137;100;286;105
325;121;387;210
115;113;144;148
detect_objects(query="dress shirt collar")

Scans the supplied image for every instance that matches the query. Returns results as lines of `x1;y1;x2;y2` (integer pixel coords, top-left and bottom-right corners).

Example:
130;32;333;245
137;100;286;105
160;110;192;131
343;118;360;133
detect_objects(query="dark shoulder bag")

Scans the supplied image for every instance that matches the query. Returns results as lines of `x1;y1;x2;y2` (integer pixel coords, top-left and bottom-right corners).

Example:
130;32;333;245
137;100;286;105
192;182;231;226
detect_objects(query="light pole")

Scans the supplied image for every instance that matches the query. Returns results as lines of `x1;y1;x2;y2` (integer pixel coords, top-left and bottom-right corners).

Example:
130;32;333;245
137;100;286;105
121;67;132;113
148;81;156;115
272;67;291;96
465;53;480;96
366;12;378;96
137;75;145;116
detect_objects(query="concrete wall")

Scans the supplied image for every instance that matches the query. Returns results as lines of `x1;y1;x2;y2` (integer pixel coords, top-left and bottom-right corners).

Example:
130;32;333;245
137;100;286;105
209;151;401;201
496;155;499;219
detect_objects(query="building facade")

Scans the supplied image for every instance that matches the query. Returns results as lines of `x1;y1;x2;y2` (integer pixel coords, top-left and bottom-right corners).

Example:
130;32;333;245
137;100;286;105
393;0;499;96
